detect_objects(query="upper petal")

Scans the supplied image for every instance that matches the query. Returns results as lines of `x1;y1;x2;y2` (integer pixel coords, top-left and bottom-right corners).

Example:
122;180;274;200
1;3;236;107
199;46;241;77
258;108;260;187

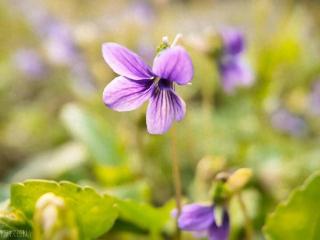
220;28;245;56
152;46;193;85
208;209;230;240
103;76;154;111
102;43;154;80
177;204;214;231
146;89;186;134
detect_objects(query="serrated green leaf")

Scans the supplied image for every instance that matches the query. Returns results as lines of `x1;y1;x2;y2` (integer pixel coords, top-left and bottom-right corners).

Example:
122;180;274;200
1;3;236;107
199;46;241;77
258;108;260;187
10;180;118;240
60;103;124;166
264;171;320;240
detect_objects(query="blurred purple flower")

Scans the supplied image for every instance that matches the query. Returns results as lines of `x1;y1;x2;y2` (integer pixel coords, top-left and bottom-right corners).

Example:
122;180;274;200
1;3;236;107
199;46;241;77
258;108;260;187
9;1;77;64
219;57;253;93
176;203;229;240
217;28;254;93
9;0;95;93
102;43;193;134
271;109;306;136
308;80;320;116
44;24;78;65
13;49;46;79
220;28;245;56
130;0;155;26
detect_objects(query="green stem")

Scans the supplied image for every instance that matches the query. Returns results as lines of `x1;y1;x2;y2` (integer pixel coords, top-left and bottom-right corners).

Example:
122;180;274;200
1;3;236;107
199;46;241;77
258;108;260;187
171;126;182;240
237;192;253;240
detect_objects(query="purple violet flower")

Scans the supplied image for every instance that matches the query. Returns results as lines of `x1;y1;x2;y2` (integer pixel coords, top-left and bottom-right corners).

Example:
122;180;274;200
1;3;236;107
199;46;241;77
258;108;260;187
177;203;230;240
102;42;193;134
218;28;254;93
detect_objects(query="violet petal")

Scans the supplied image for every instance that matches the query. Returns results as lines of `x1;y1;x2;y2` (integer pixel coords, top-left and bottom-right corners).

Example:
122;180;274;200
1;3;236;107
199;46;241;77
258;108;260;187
102;43;154;80
221;28;245;56
103;76;154;111
152;46;193;85
177;204;214;231
146;89;186;134
219;57;253;93
208;209;230;240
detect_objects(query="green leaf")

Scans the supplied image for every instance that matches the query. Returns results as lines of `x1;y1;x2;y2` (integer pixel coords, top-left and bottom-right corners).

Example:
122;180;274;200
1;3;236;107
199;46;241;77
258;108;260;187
115;199;173;233
10;180;118;240
60;103;124;166
264;171;320;240
94;165;134;186
0;208;32;240
105;180;151;202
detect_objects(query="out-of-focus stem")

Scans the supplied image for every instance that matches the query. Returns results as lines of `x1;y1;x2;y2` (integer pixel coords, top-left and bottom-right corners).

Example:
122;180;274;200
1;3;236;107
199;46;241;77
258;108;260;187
237;192;253;240
171;126;182;240
171;33;183;47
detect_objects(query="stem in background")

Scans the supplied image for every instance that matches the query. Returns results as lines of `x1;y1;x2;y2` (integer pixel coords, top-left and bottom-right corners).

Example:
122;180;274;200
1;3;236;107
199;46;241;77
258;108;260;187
237;192;253;240
171;33;183;47
171;126;182;240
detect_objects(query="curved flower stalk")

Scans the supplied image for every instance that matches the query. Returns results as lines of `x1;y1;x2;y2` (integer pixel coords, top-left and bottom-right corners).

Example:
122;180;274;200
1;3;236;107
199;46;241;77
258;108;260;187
102;37;194;134
218;28;254;93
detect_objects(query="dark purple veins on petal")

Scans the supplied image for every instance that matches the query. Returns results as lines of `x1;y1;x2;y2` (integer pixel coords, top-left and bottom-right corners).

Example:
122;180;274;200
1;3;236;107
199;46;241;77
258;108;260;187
146;88;186;134
103;76;154;112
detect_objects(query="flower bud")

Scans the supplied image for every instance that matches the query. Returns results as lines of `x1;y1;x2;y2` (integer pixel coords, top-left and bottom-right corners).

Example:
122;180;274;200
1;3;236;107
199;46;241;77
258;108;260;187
33;193;79;240
211;178;231;205
226;168;252;193
157;36;170;53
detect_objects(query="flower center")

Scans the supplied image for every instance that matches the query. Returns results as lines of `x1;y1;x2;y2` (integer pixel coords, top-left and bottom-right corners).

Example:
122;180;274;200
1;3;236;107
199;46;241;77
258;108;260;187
154;77;173;90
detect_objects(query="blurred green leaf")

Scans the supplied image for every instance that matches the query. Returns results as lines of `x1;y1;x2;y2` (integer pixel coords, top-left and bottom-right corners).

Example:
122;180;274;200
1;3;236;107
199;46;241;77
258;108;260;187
115;199;173;233
7;142;87;182
105;180;151;202
60;103;124;166
94;165;134;186
263;171;320;240
11;180;118;240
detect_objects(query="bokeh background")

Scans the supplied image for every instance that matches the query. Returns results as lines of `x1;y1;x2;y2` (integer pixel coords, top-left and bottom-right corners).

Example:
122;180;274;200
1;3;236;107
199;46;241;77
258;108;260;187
1;0;320;239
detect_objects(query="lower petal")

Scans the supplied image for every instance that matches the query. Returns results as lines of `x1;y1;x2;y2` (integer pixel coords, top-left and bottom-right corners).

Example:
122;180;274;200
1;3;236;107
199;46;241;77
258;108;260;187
208;210;230;240
177;204;214;231
103;76;153;111
146;89;186;134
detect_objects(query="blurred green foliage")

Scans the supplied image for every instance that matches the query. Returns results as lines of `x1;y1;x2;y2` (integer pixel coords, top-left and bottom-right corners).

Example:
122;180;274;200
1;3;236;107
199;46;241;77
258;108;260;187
264;171;320;240
0;0;320;239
